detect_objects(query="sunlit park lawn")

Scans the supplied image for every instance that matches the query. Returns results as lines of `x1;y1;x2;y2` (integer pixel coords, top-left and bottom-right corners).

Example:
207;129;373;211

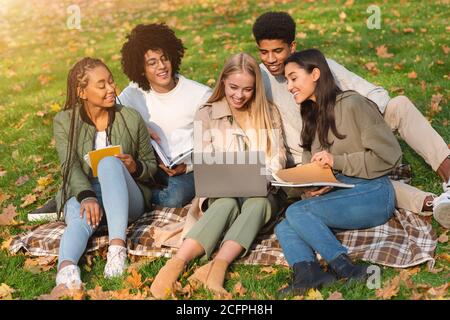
0;0;448;300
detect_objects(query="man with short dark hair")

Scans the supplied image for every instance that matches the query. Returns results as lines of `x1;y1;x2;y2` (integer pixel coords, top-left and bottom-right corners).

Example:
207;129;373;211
252;12;450;227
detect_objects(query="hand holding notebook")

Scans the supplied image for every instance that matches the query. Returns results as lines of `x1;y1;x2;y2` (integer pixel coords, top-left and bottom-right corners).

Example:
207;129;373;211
84;145;123;177
150;140;193;169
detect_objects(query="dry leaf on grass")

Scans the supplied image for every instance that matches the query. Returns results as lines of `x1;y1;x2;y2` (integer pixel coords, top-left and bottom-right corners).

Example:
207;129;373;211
436;253;450;263
226;271;240;280
305;288;323;300
232;282;247;297
407;71;418;79
126;256;156;273
376;45;394;58
37;175;53;187
24;256;57;273
0;205;19;226
442;45;450;55
376;276;400;299
327;291;344;300
260;266;278;275
364;62;379;75
429;93;443;116
425;283;449;300
174;282;193;299
0;283;15;300
125;268;144;289
1;236;13;252
86;286;113;300
0;192;11;205
20;194;37;208
15;175;29;186
39;284;84;300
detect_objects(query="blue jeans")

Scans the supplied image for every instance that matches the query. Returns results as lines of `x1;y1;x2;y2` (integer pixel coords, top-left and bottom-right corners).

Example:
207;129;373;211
58;156;145;268
151;169;195;208
275;175;395;266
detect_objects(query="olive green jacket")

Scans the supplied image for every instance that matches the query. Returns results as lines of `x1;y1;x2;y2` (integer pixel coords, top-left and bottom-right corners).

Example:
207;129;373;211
53;104;157;214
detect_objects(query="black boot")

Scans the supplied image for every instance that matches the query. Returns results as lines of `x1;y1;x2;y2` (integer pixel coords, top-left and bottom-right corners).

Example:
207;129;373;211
329;254;368;281
278;261;337;296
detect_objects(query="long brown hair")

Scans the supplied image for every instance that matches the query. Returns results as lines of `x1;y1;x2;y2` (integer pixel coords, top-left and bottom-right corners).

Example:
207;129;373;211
58;57;111;217
284;49;345;151
207;53;279;155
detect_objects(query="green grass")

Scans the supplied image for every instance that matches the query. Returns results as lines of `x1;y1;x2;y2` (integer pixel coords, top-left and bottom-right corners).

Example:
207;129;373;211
0;0;449;300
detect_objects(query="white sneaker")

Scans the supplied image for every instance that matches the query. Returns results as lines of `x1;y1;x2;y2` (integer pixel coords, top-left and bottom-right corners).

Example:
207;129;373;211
104;245;128;278
56;265;82;289
433;184;450;229
443;179;450;193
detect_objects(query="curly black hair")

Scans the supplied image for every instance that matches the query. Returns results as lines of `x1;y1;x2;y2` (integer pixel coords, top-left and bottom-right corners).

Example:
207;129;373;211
252;12;296;45
121;23;185;91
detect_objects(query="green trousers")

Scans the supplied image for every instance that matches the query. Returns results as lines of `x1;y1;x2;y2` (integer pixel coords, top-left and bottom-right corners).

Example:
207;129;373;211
185;196;278;258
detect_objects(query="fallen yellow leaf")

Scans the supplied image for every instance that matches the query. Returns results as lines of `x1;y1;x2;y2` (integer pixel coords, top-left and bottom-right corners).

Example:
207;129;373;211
305;288;323;300
0;283;15;300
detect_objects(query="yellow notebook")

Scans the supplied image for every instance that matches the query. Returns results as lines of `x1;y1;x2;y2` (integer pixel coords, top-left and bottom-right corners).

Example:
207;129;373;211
87;145;122;177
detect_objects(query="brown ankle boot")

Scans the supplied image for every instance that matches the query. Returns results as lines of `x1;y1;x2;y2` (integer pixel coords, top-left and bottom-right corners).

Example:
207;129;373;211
150;256;186;299
188;259;229;295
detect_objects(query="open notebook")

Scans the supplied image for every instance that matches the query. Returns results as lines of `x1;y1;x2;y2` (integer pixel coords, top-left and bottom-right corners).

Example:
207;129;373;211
150;140;192;169
271;162;354;188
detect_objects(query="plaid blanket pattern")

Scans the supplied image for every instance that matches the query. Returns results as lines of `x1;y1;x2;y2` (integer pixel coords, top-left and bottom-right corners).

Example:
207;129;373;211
9;164;436;268
9;208;436;268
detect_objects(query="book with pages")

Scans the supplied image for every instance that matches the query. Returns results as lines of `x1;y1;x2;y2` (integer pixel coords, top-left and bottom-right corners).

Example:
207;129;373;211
150;140;193;169
271;162;355;188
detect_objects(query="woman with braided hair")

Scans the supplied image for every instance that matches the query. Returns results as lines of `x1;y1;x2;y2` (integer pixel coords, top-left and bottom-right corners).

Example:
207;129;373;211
53;57;157;290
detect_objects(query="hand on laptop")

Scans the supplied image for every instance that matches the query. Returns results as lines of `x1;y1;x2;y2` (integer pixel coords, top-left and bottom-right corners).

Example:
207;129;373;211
159;163;187;177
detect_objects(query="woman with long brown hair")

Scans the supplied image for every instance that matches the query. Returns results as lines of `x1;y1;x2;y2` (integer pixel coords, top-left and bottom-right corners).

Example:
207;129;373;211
150;53;286;299
53;57;157;289
275;49;402;296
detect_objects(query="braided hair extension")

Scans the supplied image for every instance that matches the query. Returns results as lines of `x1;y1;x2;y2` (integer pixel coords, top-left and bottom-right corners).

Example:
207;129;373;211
58;57;112;218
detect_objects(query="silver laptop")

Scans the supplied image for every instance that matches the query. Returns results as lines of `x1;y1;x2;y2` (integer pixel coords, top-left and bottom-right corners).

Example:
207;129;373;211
193;151;268;198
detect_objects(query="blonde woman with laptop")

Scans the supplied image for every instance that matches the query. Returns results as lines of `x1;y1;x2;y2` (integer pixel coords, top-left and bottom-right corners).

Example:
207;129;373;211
150;53;286;299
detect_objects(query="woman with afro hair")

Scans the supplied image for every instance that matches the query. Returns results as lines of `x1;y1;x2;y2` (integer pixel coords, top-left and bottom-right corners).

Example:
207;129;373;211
119;23;211;208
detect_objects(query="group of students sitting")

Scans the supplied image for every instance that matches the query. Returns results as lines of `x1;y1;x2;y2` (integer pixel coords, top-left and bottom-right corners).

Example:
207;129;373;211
48;12;450;298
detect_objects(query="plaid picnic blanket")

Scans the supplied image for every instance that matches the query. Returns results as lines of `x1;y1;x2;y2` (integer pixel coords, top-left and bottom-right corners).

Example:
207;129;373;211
9;164;437;268
9;207;436;269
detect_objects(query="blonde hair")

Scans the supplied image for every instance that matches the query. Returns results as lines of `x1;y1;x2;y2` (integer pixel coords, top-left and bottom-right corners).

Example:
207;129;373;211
208;53;278;155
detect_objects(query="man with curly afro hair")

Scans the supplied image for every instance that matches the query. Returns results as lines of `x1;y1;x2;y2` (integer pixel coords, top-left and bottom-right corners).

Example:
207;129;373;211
118;23;212;208
252;12;450;226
